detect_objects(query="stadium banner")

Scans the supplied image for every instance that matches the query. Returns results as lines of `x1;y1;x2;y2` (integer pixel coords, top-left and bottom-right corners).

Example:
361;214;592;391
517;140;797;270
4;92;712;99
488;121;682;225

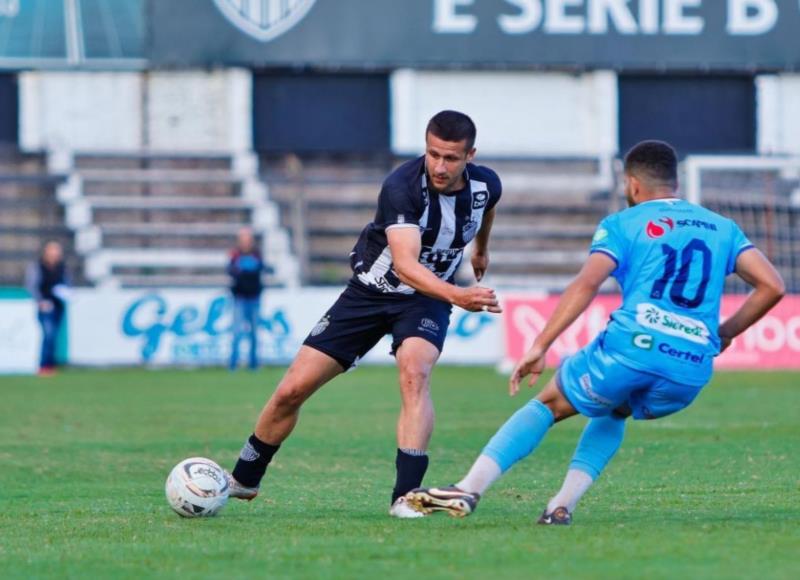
503;294;800;370
149;0;800;70
66;288;500;366
0;299;40;374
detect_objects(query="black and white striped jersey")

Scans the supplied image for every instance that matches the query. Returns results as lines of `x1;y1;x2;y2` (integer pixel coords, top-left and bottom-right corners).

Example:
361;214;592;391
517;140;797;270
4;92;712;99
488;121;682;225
350;156;502;295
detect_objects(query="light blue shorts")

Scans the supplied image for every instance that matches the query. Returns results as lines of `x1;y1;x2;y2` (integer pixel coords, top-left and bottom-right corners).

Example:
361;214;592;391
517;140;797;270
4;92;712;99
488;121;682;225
557;335;705;420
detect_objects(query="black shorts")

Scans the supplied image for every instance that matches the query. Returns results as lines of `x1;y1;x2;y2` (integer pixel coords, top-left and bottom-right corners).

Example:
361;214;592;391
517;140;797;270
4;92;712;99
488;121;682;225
303;281;453;370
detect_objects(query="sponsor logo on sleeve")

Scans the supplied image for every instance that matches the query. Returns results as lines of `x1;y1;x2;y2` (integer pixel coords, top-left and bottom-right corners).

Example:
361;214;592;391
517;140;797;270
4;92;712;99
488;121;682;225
593;228;609;243
636;303;710;345
472;191;488;210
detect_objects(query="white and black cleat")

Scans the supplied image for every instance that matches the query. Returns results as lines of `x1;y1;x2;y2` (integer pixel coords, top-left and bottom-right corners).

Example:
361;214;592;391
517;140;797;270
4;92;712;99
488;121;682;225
225;471;259;501
389;496;426;518
404;486;480;517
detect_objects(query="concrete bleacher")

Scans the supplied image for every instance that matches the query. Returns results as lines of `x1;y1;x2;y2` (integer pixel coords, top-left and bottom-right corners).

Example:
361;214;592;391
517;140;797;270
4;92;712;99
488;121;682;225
0;150;81;287
53;151;296;289
262;155;616;290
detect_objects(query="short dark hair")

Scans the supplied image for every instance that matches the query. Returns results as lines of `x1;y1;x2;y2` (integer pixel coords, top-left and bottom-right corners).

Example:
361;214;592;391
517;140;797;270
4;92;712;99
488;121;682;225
426;110;477;151
624;140;678;190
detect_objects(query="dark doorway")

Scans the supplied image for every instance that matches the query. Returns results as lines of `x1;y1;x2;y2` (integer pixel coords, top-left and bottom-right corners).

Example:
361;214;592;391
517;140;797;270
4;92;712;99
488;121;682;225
619;75;756;157
253;72;390;156
0;74;18;146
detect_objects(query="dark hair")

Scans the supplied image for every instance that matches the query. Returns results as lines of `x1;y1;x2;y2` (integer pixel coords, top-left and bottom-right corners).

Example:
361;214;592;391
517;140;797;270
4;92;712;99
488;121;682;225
624;140;678;190
426;110;477;151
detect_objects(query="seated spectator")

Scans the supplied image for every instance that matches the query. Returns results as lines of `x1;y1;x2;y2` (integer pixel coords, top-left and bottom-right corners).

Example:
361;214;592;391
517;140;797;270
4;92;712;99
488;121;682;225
26;241;70;376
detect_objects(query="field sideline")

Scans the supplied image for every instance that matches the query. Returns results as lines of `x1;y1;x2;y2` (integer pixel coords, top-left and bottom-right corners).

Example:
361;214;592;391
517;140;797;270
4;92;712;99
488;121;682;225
1;367;797;579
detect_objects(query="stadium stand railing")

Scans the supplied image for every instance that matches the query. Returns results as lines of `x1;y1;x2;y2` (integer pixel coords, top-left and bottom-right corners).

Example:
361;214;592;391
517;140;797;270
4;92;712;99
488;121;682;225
262;154;618;291
684;155;800;294
0;148;82;287
50;150;298;289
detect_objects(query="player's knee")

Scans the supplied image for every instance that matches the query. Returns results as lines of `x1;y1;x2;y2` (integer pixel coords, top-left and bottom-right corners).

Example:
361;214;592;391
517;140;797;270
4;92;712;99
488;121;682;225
272;381;311;411
540;396;575;422
398;362;431;397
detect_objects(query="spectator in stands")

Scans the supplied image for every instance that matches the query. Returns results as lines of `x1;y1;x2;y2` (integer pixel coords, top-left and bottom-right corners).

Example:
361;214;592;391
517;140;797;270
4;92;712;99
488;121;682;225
228;227;268;371
26;241;70;377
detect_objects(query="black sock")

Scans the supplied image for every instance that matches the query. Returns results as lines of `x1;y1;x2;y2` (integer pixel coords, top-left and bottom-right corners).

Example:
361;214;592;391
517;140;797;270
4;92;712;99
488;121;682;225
392;449;429;503
231;434;280;488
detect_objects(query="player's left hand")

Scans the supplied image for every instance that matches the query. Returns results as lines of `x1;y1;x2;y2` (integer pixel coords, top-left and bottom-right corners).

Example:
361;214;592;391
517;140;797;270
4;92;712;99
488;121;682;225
509;345;547;396
471;251;489;282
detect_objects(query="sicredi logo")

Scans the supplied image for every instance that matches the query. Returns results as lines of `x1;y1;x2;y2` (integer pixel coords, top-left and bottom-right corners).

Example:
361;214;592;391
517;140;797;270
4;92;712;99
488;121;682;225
636;303;710;345
213;0;317;42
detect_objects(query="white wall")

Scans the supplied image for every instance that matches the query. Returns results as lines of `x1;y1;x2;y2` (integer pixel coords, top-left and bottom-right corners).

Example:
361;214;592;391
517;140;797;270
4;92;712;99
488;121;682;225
20;71;143;152
757;74;800;155
19;69;253;153
391;69;618;157
147;69;252;152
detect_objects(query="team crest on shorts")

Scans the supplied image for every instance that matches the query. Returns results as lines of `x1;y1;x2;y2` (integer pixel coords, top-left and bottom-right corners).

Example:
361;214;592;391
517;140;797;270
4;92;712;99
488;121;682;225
310;314;330;337
213;0;317;42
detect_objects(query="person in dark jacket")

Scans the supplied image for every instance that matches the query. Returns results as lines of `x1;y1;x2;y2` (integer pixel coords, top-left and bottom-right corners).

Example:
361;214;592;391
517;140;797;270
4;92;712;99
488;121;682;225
25;241;70;376
228;227;267;370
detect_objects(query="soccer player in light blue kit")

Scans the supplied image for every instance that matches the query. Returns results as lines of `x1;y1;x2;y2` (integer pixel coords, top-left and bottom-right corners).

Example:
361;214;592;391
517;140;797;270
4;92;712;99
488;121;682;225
405;141;785;524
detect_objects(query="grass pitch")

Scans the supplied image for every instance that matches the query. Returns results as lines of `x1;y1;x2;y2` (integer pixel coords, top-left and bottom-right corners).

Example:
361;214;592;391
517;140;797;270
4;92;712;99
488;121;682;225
1;367;798;579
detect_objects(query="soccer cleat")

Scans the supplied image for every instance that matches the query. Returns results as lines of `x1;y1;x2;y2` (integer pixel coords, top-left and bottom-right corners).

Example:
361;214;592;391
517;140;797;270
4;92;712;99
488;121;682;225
537;506;572;525
388;496;426;519
404;486;480;517
225;471;259;501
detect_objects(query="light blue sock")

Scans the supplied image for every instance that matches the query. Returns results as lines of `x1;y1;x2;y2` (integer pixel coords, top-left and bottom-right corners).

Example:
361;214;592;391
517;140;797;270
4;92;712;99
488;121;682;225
569;414;626;480
482;399;554;473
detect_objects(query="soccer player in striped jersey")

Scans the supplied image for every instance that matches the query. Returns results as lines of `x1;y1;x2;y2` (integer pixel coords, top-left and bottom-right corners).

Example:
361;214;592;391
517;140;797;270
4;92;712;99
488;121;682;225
405;140;784;524
228;110;503;517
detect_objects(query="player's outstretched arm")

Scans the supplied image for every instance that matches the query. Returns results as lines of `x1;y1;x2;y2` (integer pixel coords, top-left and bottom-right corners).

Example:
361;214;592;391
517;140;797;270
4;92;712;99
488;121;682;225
471;207;497;282
387;227;501;313
509;253;616;395
719;249;785;351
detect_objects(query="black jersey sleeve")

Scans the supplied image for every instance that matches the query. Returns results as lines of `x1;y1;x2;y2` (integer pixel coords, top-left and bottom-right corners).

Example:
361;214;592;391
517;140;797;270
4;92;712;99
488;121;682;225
484;168;502;211
376;180;423;229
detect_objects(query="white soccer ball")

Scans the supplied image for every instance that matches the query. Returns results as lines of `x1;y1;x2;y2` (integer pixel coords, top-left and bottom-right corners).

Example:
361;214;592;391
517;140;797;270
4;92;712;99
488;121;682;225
165;457;230;518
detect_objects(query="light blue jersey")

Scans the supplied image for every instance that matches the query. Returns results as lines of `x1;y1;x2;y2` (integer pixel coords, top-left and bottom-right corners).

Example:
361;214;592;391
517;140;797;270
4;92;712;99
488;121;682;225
589;199;753;386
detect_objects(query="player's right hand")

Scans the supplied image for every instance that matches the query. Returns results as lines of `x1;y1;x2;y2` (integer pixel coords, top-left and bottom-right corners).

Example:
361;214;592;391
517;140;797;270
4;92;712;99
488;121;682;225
456;286;502;313
509;346;547;396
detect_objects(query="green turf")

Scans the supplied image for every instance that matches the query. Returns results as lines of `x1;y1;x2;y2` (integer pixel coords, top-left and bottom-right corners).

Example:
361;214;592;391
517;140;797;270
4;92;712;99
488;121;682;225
1;367;798;579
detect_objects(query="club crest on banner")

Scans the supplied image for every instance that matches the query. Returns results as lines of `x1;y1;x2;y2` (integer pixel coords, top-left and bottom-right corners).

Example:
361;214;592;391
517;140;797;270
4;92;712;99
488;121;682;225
212;0;317;42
